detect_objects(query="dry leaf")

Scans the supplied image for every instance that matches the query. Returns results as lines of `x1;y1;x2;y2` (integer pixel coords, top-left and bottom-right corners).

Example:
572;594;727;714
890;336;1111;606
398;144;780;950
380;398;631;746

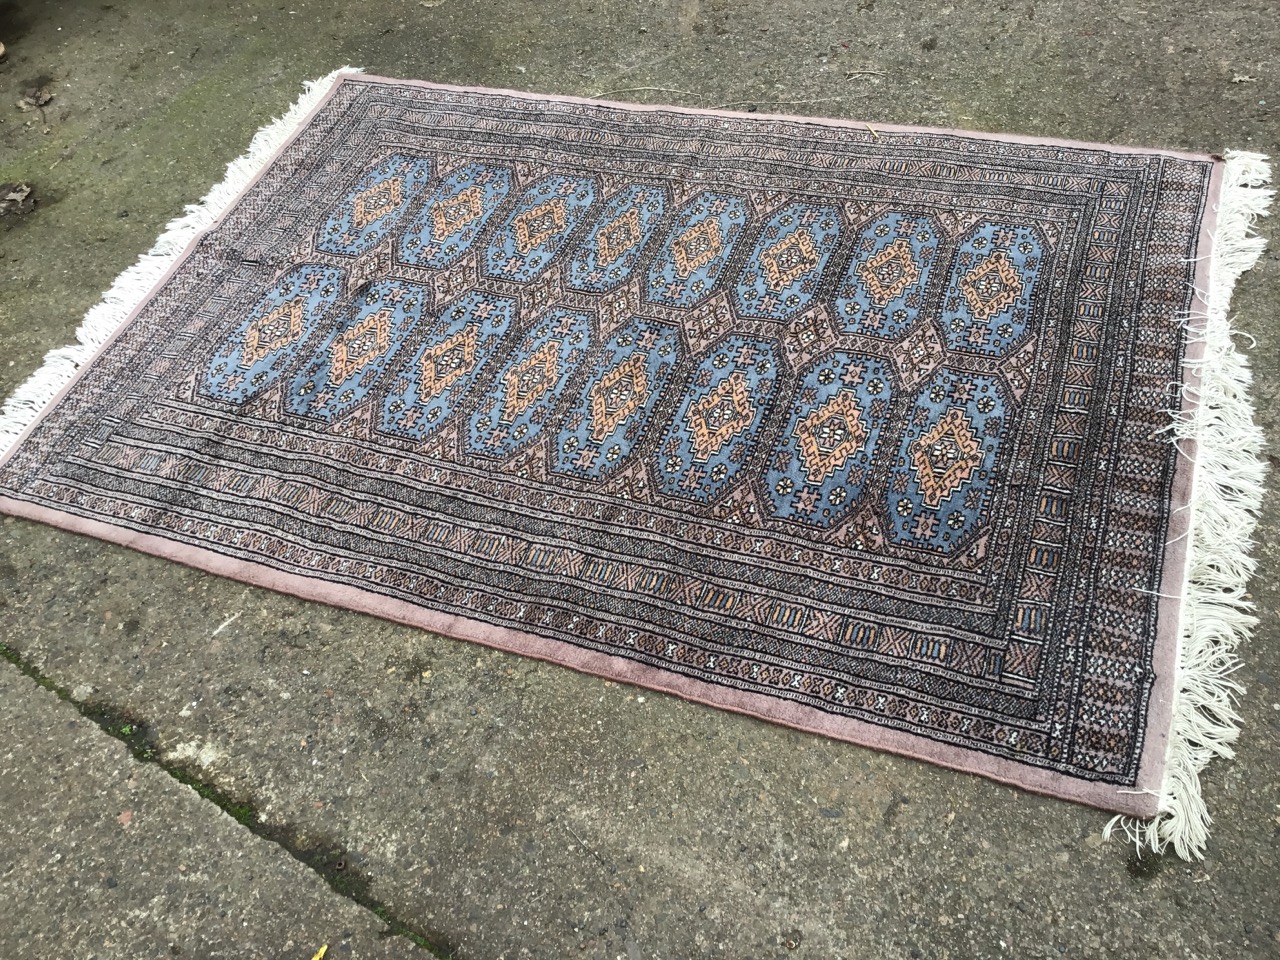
2;183;31;203
17;87;54;112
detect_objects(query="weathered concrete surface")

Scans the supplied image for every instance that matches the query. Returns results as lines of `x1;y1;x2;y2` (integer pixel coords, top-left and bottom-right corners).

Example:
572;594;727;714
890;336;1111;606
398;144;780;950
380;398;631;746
0;659;420;959
0;1;1277;958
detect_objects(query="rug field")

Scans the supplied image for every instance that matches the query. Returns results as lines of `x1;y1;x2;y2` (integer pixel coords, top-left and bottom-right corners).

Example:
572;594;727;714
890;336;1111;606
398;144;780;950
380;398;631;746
0;71;1269;858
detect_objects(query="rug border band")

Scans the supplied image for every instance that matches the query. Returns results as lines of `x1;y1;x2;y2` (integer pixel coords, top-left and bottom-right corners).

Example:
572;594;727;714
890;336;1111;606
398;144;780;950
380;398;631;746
1105;150;1273;859
0;491;1165;816
355;73;1221;163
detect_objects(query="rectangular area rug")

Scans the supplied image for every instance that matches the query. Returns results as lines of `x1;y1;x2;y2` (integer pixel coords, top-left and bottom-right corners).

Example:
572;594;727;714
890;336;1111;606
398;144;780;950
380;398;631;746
0;70;1270;859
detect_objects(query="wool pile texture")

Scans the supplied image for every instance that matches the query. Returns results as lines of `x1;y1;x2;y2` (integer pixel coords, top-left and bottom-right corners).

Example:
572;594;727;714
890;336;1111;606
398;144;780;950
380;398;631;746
0;72;1269;859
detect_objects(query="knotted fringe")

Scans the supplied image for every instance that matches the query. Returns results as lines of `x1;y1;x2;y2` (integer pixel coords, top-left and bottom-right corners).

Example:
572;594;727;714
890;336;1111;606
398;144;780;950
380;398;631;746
0;67;363;455
1105;150;1272;860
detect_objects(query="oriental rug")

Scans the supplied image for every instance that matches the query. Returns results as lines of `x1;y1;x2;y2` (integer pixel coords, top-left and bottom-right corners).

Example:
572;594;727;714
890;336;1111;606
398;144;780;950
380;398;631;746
0;71;1270;859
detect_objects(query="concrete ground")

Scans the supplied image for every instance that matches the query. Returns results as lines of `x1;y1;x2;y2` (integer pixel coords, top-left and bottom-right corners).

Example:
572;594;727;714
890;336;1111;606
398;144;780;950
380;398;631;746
0;0;1276;957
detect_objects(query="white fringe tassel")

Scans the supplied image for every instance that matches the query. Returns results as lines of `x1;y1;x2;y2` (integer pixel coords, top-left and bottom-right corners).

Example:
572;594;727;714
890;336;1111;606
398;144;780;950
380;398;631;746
1105;150;1273;860
0;67;363;456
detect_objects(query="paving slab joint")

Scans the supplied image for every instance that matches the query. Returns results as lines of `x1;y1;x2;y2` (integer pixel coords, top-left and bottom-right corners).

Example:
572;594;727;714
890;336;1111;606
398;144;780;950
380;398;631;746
0;640;458;959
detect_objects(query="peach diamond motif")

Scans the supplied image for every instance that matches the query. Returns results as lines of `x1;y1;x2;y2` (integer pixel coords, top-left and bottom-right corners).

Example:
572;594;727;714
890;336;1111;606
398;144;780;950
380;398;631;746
430;186;486;240
419;326;479;401
513;199;569;254
596;208;644;267
329;309;394;385
959;251;1024;321
671;218;723;278
500;339;561;423
761;229;820;290
794;390;869;485
857;238;921;305
910;407;984;508
589;352;649;442
351;177;404;230
687;371;754;462
240;296;307;368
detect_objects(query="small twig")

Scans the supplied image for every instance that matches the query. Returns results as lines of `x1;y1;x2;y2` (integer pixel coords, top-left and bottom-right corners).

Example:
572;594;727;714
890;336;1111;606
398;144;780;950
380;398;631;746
212;611;243;637
589;51;679;89
845;70;888;79
710;96;842;110
504;762;623;885
558;816;615;873
865;122;881;140
589;85;698;100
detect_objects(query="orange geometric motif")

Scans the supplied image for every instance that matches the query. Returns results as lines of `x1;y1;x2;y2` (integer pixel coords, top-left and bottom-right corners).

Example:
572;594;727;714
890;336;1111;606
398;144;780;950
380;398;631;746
595;208;643;266
351;177;404;230
794;390;869;485
419;326;479;402
687;371;754;462
857;238;921;305
512;199;569;254
761;228;820;290
240;296;308;368
500;339;561;423
910;407;984;508
671;218;723;278
589;352;649;442
959;251;1023;322
430;186;486;240
329;309;394;385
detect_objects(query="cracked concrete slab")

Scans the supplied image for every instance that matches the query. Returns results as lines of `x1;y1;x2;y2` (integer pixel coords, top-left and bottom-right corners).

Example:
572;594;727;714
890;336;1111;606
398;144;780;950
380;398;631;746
0;659;422;960
0;1;1277;958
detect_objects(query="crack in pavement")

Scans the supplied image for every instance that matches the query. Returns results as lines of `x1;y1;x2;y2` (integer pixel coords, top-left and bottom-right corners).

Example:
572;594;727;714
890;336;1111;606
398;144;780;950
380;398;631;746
0;640;457;959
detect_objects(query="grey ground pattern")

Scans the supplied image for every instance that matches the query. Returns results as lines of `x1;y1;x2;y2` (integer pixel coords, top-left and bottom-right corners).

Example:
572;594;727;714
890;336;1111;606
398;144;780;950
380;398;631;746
0;2;1276;958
